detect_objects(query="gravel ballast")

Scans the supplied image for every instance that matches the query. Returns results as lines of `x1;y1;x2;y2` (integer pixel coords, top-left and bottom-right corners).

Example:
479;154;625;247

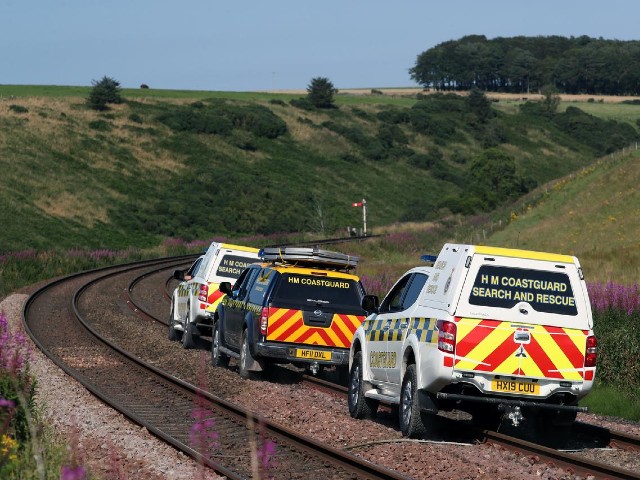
4;288;640;480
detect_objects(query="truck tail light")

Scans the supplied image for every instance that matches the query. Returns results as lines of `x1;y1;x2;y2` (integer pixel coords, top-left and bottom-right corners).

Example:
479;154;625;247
437;319;457;354
260;307;269;335
585;335;597;367
198;283;209;303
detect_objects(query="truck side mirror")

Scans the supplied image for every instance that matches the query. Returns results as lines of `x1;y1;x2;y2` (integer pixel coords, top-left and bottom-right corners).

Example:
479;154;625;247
219;282;232;295
173;269;185;281
362;294;379;313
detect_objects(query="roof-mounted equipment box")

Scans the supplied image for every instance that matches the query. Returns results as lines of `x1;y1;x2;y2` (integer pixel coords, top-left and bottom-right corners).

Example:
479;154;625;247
260;246;358;270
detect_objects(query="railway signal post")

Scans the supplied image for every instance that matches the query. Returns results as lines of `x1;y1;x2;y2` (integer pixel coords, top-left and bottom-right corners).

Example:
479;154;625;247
351;199;367;236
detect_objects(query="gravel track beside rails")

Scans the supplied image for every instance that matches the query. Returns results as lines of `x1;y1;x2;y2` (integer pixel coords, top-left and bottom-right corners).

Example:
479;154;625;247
4;261;640;479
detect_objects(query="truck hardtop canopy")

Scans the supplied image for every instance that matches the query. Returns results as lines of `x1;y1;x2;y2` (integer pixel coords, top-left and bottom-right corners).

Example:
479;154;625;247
420;244;591;327
260;246;358;271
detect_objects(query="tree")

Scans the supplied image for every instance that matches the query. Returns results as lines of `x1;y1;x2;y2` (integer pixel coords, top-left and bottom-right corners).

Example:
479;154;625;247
87;75;123;111
540;84;561;116
306;77;338;108
466;87;493;122
468;148;521;208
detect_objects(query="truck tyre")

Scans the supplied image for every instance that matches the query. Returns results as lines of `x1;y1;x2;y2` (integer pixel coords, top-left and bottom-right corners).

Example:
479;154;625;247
348;351;378;419
168;304;182;342
181;304;196;349
239;329;255;379
211;320;230;367
400;364;426;438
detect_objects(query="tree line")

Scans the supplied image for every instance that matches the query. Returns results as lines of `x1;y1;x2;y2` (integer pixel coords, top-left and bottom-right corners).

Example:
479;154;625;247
410;35;640;95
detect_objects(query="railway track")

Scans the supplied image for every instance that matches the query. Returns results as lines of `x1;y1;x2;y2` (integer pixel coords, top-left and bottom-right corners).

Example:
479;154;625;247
23;257;409;480
125;261;640;480
19;249;640;479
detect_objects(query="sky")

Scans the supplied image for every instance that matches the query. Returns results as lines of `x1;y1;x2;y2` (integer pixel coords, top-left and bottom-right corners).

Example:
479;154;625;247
3;0;639;92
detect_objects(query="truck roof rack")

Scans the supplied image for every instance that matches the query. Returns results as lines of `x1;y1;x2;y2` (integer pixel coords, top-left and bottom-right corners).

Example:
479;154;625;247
260;246;358;271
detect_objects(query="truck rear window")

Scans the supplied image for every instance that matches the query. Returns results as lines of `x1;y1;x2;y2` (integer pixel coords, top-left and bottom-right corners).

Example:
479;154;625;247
272;274;364;313
215;254;257;280
469;265;577;315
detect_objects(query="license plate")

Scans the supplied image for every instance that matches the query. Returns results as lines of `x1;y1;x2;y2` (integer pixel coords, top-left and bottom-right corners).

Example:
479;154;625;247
295;349;331;361
492;379;540;395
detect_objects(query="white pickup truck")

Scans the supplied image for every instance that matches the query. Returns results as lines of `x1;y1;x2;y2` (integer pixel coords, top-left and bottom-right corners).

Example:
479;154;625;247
169;242;259;349
348;243;597;438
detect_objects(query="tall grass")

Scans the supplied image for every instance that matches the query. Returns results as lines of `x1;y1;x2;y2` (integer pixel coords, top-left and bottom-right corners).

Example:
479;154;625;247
587;282;640;408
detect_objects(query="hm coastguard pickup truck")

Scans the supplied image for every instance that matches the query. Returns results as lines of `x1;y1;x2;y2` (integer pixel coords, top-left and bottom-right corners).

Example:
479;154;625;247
170;242;260;349
348;244;597;438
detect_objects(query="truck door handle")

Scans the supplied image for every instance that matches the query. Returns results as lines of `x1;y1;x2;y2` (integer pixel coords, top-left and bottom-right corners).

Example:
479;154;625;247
399;321;409;329
382;321;392;331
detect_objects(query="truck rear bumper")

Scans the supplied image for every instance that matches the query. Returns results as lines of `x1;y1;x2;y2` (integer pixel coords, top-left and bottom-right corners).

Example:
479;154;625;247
436;392;587;413
255;342;349;365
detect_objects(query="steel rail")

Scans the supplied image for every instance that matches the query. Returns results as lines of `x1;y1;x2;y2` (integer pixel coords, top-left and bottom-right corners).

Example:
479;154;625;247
299;376;640;480
24;258;411;480
126;258;640;480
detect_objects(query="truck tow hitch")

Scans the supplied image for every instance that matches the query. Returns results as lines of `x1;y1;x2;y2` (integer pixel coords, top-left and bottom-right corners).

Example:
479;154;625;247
501;405;524;427
308;362;320;375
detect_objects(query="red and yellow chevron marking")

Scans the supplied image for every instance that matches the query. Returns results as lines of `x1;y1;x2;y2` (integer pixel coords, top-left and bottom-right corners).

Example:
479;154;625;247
454;318;588;381
266;308;364;348
207;288;225;310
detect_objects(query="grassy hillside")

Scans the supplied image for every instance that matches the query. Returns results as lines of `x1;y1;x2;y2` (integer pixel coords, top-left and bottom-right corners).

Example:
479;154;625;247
0;86;638;254
487;149;640;284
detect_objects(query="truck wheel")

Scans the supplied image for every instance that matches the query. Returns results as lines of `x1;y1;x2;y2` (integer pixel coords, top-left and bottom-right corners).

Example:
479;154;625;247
348;351;378;419
181;304;196;349
168;304;182;342
239;329;255;379
399;364;426;438
211;321;230;367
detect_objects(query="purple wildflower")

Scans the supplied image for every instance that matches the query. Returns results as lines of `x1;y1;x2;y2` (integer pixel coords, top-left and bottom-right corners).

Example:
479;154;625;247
189;404;220;453
89;249;116;261
60;465;87;480
257;438;278;478
0;314;31;374
587;282;640;315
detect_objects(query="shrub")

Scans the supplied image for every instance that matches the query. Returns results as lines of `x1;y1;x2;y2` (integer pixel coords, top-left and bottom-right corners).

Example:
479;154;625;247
376;108;410;125
8;105;28;114
408;149;442;170
157;103;287;139
377;124;407;148
409;108;457;140
128;113;143;124
229;104;287;139
553;107;638;155
289;97;315;111
351;108;370;120
230;130;257;151
88;120;112;132
321;121;368;146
